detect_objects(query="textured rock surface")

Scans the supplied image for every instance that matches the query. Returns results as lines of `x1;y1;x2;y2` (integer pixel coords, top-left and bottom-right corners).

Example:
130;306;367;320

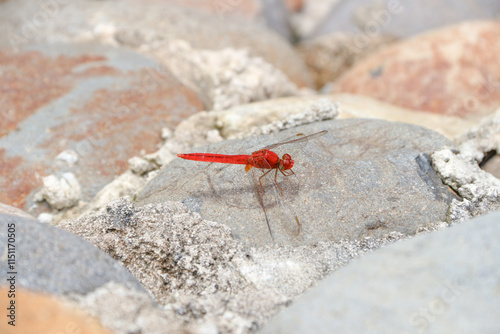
35;173;82;210
60;197;409;333
72;282;183;334
456;108;500;163
137;119;456;247
259;211;500;334
432;148;500;223
159;42;299;111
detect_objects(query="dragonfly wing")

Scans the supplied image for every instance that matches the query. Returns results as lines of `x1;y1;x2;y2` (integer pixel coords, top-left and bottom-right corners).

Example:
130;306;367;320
262;130;328;151
248;156;301;240
248;164;274;239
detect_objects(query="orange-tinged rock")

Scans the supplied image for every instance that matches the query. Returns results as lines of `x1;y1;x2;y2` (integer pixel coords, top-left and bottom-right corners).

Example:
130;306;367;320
0;44;202;212
332;21;500;118
0;288;111;334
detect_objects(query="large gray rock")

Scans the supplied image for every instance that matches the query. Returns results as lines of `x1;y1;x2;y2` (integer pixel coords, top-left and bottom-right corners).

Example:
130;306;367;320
259;211;500;334
136;119;456;247
0;213;147;296
311;0;500;40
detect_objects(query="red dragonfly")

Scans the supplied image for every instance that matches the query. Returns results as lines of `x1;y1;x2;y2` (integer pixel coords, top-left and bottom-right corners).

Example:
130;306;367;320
177;130;328;239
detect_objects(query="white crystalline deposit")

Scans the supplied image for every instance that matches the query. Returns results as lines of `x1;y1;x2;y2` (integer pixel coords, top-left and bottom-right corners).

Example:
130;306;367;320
160;40;299;111
36;173;82;210
432;148;500;223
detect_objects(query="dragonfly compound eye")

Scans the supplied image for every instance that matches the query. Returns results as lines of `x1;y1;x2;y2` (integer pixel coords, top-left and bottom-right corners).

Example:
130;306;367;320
282;154;294;170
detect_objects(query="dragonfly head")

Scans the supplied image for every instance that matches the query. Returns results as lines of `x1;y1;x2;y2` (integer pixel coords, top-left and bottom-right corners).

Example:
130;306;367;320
281;154;294;170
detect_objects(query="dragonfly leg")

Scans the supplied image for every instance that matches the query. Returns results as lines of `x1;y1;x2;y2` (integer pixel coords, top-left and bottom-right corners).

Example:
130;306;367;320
279;168;295;177
273;168;285;196
258;168;274;193
294;216;301;236
255;169;274;240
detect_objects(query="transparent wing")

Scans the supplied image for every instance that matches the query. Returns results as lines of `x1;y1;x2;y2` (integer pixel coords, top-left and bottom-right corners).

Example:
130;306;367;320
261;130;328;151
248;155;301;241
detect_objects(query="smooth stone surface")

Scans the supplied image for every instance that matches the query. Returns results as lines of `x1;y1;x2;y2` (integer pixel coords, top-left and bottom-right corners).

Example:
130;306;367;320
331;93;473;139
311;0;500;40
0;43;202;212
136;119;456;247
259;211;500;334
0;213;147;296
483;155;500;179
332;21;500;117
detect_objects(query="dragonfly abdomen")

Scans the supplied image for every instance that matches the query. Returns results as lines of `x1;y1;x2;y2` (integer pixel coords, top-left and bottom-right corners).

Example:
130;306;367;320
177;153;250;165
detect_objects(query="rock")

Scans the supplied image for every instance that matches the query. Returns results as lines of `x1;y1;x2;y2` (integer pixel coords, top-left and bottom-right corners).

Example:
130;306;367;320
332;21;500;117
455;107;500;179
0;0;312;88
59;197;409;333
37;212;54;224
158;42;299;111
0;213;147;296
0;43;202;213
128;157;158;176
85;171;148;213
55;149;79;166
145;97;339;167
297;32;397;89
284;0;304;12
431;148;500;223
260;0;294;41
456;108;500;163
259;211;500;334
0;203;35;220
35;173;81;210
55;98;339;224
310;0;500;40
59;199;245;305
332;93;474;139
136;119;456;247
482;155;500;179
0;288;112;334
73;282;183;334
151;95;472;169
288;0;342;39
151;0;262;19
0;213;185;333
